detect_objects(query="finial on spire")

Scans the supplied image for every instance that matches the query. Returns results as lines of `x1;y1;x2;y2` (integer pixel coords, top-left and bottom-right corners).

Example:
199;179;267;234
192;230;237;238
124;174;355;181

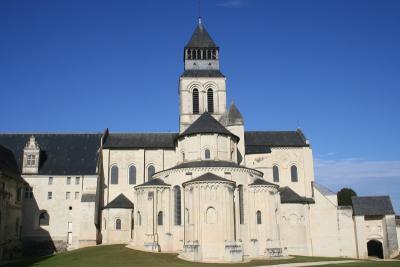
198;0;202;24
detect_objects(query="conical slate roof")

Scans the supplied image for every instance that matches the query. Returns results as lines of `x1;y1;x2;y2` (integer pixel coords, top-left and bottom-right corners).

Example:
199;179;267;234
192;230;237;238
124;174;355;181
183;172;235;186
135;178;171;188
249;178;277;187
180;112;239;141
103;194;134;209
220;102;244;126
186;22;218;48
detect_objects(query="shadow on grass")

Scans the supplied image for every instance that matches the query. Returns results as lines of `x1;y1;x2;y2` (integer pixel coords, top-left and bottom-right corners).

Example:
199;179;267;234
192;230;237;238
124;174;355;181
0;245;363;267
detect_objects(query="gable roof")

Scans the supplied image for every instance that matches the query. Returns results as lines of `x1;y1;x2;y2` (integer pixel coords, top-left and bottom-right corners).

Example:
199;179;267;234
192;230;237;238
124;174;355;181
180;112;239;141
135;178;171;188
352;196;395;216
183;172;235;186
245;130;309;148
103;133;177;149
0;144;22;180
0;133;102;175
103;194;134;209
220;102;244;127
249;178;277;187
279;186;315;204
186;22;218;48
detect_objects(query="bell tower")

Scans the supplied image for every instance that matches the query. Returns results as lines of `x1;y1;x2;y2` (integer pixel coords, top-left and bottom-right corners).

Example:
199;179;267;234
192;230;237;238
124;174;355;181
179;18;227;132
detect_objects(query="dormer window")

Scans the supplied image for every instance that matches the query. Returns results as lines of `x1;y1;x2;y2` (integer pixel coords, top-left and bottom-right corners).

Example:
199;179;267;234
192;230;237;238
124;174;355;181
23;136;40;174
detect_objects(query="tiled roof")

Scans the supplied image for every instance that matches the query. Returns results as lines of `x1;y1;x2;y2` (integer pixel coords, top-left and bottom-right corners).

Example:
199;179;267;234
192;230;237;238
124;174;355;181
249;178;277;187
183;172;234;185
103;133;177;149
244;130;309;148
279;186;315;204
180;112;238;141
181;70;225;78
103;194;134;209
161;160;263;176
186;22;218;48
352;196;395;216
135;178;171;188
0;144;22;180
220;102;244;127
0;133;102;175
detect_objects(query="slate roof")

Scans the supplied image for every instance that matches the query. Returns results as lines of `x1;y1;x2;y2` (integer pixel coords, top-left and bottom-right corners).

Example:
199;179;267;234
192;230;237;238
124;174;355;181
161;160;263;176
180;112;239;141
103;133;177;149
279;187;315;204
183;172;234;185
245;146;271;154
244;130;309;148
135;178;171;188
0;133;102;175
186;22;218;48
103;194;134;209
352;196;395;216
181;70;225;78
0;145;22;180
313;183;336;196
249;178;277;187
220;102;244;127
81;193;96;202
396;216;400;226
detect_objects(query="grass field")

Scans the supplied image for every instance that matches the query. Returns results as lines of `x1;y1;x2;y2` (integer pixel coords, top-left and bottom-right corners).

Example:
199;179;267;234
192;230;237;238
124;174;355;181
2;245;399;267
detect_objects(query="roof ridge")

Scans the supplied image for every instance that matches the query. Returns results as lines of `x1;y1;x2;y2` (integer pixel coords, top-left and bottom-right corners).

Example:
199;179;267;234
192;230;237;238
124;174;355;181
0;132;102;135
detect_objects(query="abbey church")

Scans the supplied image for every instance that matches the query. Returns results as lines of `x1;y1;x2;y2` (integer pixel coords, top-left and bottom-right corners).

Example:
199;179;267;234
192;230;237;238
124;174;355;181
0;20;399;263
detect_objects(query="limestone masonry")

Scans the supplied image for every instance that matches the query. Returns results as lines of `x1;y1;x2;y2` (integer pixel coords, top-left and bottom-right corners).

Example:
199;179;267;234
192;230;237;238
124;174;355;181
0;20;399;263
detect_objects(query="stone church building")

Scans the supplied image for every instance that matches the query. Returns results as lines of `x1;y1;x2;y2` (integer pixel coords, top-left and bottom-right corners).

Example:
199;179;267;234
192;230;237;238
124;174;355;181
0;20;399;262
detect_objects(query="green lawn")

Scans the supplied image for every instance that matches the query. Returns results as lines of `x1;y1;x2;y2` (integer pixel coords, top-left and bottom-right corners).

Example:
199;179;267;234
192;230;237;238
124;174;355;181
1;245;399;267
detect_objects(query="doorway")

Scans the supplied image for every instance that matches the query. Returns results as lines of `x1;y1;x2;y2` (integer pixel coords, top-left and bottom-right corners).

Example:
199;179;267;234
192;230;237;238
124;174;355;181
367;239;383;259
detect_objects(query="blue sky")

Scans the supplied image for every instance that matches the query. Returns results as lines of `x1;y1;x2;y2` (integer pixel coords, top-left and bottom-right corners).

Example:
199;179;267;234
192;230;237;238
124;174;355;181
1;0;399;212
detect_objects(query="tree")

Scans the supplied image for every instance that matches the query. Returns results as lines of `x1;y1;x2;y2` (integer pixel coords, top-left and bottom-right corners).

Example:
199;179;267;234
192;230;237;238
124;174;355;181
337;188;357;206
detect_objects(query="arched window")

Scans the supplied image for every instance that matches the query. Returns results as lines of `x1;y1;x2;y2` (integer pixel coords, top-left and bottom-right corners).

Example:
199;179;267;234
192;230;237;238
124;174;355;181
39;211;49;226
116;219;121;230
128;165;136;185
206;207;217;224
157;211;163;226
147;165;155;180
291;165;298;182
192;89;199;114
273;166;280;182
204;149;211;160
231;150;234;160
256;210;262;224
182;151;185;162
238;185;244;224
207;88;214;113
174;186;182;225
137;211;141;226
110;165;118;184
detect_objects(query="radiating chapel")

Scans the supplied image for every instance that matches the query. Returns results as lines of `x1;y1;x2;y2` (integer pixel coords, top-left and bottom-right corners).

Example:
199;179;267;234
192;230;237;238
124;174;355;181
0;19;399;262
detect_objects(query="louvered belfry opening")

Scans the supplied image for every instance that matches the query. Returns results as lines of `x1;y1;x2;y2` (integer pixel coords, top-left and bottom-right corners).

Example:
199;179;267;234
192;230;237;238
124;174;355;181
207;88;214;113
193;88;199;114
